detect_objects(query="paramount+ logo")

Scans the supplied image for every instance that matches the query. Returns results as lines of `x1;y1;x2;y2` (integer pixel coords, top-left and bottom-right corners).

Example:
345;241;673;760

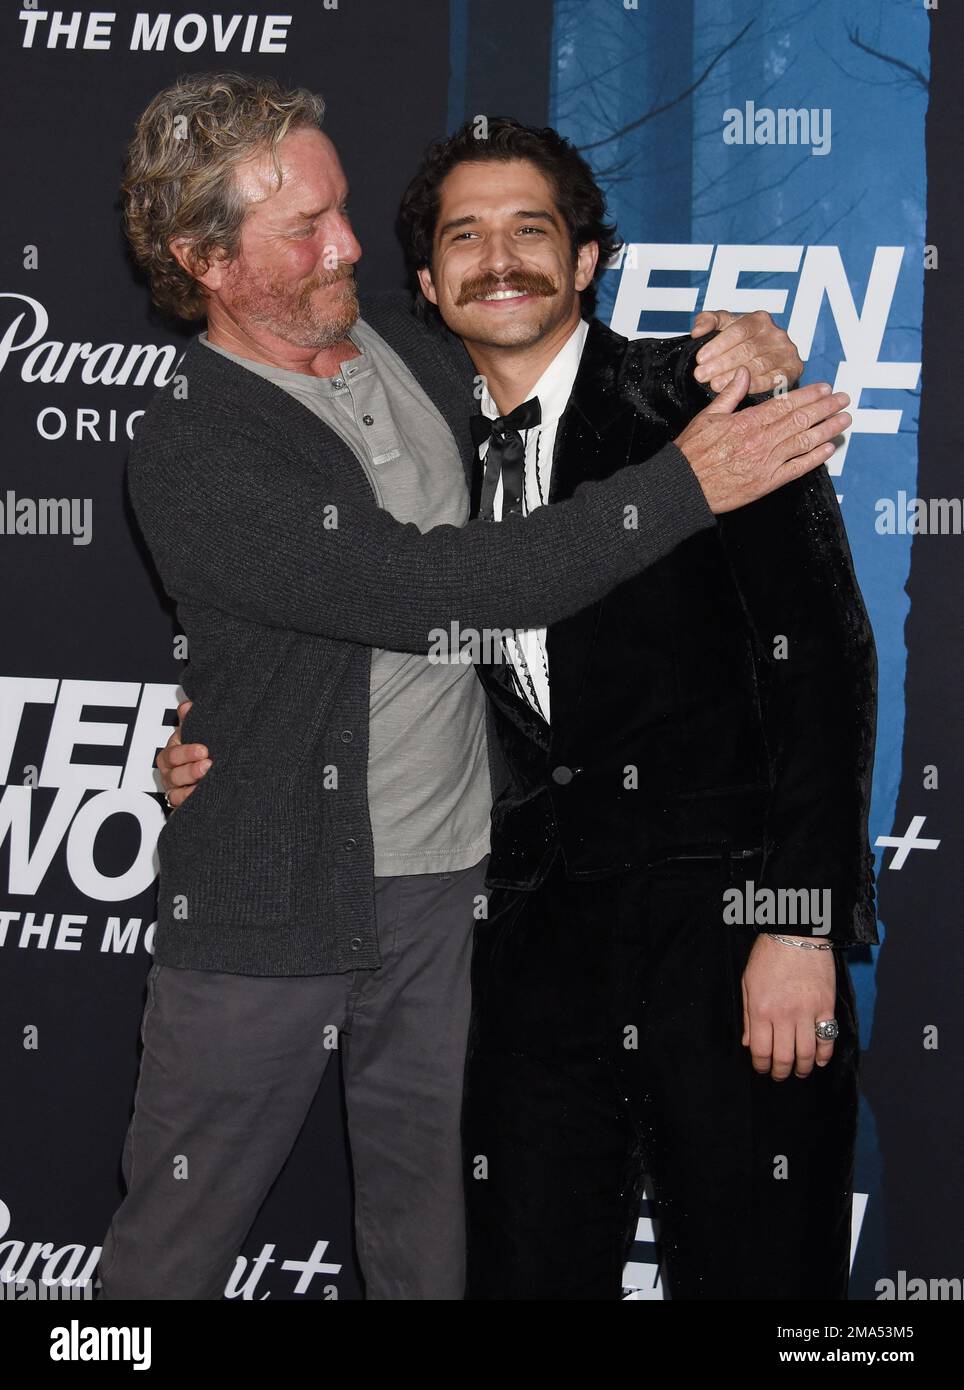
0;293;177;445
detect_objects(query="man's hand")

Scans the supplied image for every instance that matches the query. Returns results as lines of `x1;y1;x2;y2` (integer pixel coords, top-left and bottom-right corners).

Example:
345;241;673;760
673;367;850;514
157;699;211;808
741;934;838;1079
690;308;803;395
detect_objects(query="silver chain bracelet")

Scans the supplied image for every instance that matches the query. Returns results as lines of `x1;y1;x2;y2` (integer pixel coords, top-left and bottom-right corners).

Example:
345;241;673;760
765;933;833;952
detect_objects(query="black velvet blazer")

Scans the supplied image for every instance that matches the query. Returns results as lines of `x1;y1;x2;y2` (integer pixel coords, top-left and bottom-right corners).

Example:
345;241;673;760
473;317;879;947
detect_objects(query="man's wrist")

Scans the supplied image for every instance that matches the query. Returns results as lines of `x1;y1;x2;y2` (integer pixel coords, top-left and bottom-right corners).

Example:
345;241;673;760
763;931;835;951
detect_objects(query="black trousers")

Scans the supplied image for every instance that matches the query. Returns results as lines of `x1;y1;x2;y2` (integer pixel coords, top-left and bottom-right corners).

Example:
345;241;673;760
462;850;860;1300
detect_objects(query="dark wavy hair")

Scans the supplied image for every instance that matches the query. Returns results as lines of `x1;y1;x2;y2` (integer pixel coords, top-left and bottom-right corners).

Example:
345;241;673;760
397;116;622;322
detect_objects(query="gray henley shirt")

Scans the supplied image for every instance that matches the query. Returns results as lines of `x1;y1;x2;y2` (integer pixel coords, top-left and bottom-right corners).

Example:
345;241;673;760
200;320;491;876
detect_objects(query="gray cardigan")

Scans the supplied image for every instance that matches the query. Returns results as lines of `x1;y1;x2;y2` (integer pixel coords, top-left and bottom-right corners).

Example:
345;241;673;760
127;291;716;975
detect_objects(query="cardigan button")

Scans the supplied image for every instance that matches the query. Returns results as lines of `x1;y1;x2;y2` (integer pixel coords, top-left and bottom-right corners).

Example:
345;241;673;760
552;765;582;785
349;937;363;951
344;837;357;851
340;729;353;743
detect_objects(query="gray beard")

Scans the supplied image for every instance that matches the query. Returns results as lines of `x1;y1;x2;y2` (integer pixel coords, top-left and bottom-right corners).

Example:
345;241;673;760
237;278;359;349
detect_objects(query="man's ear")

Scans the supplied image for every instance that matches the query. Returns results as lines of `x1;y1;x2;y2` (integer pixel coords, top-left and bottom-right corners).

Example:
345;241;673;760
168;236;230;294
574;239;599;293
416;264;439;306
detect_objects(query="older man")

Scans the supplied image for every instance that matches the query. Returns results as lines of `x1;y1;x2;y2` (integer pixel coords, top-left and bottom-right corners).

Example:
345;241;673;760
101;72;839;1300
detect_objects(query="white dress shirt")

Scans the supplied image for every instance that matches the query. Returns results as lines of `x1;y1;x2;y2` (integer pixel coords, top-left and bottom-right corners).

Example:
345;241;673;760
478;317;591;724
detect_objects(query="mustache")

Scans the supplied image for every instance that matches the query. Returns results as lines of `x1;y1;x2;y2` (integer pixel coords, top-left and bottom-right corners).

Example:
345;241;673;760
455;271;557;306
295;264;356;302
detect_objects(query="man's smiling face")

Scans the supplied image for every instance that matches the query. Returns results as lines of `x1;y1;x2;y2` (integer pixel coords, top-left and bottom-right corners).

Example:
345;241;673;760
416;158;598;352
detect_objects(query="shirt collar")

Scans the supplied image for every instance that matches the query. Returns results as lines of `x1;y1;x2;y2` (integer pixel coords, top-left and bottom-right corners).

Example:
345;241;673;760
480;317;591;424
198;325;368;395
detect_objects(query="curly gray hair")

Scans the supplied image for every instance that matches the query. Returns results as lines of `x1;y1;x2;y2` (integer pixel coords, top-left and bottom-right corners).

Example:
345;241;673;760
121;71;326;320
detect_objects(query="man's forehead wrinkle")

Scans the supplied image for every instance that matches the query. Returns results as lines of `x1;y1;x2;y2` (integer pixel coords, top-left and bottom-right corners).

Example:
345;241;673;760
230;128;345;237
442;201;559;220
293;185;348;218
238;167;338;225
233;154;287;213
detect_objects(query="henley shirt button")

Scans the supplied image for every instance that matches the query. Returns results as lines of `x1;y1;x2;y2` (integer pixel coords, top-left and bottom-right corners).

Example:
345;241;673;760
362;413;374;426
349;937;363;951
344;837;357;851
340;729;353;743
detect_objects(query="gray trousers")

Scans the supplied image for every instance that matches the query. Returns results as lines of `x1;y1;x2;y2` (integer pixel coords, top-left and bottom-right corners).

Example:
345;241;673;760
98;856;487;1301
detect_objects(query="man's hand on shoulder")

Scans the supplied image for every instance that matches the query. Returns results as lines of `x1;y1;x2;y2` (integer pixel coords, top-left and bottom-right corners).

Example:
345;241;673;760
157;699;212;809
690;308;803;396
673;367;851;514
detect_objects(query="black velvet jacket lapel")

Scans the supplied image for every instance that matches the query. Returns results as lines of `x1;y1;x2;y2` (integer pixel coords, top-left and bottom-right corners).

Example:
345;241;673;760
468;319;639;749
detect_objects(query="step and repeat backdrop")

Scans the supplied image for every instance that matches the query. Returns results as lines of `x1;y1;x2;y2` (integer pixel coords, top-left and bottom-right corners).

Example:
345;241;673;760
1;1;960;1301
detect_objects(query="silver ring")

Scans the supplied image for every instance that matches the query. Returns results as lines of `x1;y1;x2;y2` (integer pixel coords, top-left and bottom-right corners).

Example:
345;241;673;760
815;1018;840;1041
163;791;173;811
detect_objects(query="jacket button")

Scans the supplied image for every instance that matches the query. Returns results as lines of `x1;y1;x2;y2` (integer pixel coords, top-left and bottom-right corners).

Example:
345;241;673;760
340;729;353;743
362;413;374;426
552;765;573;785
344;838;357;851
349;937;363;951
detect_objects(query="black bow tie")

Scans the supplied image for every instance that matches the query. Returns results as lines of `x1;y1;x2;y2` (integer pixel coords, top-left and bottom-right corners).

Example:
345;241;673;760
469;397;542;521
